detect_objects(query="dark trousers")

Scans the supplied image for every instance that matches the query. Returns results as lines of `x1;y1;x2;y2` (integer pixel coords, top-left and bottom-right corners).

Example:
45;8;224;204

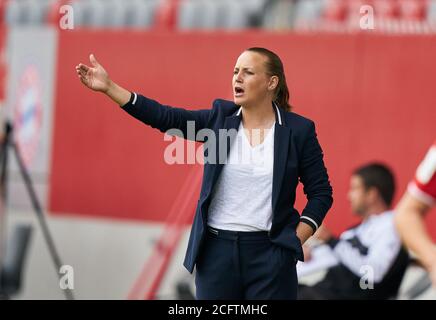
297;284;332;300
195;227;298;300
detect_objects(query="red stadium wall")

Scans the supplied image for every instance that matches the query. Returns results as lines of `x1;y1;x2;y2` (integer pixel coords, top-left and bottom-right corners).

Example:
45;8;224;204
50;31;436;238
0;26;6;101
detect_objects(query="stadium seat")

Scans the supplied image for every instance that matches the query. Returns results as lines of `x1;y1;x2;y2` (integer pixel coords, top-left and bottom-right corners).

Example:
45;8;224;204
25;0;48;25
102;0;128;28
177;0;257;31
346;0;372;21
323;0;348;22
399;0;427;21
85;0;107;27
129;0;158;29
262;0;296;30
201;0;226;30
240;0;269;27
5;0;27;26
428;0;436;22
293;0;325;27
373;0;401;19
177;0;204;30
221;0;250;30
69;0;92;27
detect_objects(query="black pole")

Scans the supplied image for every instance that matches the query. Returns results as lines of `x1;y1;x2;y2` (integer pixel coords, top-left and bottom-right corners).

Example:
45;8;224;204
5;122;74;300
0;123;12;290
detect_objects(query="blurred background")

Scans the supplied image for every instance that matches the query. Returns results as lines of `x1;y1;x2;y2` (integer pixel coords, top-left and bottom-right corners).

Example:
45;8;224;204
0;0;435;299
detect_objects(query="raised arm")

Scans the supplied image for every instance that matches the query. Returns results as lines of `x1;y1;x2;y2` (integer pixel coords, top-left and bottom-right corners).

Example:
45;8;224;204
75;54;212;139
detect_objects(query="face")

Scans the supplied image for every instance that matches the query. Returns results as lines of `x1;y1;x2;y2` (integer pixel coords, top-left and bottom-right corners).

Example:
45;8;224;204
232;51;278;107
347;175;370;216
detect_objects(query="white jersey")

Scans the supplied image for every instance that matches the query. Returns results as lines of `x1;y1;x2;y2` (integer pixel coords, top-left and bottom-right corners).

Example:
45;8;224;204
333;211;402;283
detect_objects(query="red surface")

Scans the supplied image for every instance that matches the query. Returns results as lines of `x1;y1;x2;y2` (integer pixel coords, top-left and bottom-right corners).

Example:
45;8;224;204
50;30;436;237
0;25;6;100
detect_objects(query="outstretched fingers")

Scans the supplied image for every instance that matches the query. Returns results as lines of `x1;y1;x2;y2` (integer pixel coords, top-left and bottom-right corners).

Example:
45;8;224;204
77;63;88;70
76;67;89;86
76;64;91;81
78;75;88;86
89;54;100;67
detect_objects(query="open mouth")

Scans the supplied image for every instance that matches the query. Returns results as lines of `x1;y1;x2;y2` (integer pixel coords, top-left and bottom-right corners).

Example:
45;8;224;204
234;87;245;97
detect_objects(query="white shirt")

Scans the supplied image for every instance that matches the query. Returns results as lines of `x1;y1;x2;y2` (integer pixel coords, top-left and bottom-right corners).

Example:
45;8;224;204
333;211;402;283
207;121;275;231
297;211;403;283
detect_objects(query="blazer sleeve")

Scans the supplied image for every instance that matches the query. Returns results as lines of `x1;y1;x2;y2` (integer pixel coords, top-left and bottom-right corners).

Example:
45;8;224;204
298;121;333;232
120;92;212;141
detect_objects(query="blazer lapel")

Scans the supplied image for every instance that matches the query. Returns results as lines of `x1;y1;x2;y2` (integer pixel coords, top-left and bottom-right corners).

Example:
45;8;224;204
271;106;291;213
221;112;242;159
206;109;242;198
204;103;291;215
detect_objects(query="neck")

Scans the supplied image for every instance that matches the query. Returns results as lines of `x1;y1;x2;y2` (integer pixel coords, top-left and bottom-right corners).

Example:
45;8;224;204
360;203;389;221
241;98;276;129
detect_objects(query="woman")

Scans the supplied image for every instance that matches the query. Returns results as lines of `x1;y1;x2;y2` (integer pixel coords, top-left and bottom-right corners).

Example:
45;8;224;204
76;47;333;299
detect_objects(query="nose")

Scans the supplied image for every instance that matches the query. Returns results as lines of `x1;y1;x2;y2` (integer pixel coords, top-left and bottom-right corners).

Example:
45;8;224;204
234;71;243;83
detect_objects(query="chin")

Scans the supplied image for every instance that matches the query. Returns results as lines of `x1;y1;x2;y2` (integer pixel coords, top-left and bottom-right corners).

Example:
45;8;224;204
233;97;242;105
233;96;249;106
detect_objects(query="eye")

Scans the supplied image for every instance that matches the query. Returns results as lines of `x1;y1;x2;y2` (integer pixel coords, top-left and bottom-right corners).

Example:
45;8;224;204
233;70;238;75
246;71;254;75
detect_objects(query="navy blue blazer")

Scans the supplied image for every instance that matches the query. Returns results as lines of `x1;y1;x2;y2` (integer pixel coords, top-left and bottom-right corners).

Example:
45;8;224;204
121;93;333;273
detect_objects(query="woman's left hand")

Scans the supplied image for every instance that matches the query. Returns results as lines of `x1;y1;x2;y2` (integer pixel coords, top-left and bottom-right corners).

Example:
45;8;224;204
296;222;314;245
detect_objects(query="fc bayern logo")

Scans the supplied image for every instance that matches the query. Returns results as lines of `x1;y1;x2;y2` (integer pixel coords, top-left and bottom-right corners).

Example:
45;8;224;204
13;65;43;169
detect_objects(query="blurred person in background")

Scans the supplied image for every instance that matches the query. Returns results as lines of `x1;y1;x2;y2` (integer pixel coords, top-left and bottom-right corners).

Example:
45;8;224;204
75;47;333;300
395;141;436;286
298;163;409;299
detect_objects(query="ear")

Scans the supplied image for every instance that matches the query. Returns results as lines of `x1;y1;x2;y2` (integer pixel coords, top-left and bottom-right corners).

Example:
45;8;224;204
367;187;379;203
268;75;279;91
